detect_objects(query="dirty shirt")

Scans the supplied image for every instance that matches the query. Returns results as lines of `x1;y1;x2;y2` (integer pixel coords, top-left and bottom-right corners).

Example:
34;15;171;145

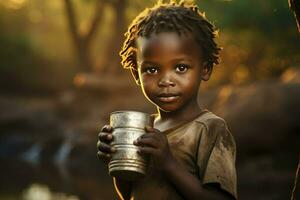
132;110;237;200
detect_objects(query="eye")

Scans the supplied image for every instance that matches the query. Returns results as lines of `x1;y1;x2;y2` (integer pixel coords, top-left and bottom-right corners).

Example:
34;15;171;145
145;67;158;74
175;64;189;73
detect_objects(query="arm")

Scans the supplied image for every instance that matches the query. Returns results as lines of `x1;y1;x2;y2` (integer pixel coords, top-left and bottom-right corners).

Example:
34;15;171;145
113;178;133;200
97;125;133;200
162;157;234;200
134;126;234;200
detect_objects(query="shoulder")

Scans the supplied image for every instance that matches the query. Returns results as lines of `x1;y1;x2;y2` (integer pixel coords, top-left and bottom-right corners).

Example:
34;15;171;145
194;111;229;136
196;113;238;199
195;110;226;126
193;110;236;153
168;110;230;142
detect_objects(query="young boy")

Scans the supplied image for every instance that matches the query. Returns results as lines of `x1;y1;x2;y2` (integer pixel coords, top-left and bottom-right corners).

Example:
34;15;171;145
97;1;237;200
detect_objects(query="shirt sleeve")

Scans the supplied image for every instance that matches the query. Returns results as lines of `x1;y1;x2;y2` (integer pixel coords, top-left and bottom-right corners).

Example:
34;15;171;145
198;119;238;199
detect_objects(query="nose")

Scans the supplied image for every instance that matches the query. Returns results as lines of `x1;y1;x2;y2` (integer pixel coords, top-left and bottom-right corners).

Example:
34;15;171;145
158;73;175;87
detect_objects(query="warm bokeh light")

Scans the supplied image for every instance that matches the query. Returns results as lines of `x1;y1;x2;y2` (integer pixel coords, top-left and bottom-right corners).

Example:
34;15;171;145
23;184;79;200
281;67;300;83
0;1;299;200
73;73;87;87
29;9;43;23
3;0;27;10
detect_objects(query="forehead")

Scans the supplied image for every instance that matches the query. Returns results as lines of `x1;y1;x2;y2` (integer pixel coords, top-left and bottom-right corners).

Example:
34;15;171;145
136;32;202;62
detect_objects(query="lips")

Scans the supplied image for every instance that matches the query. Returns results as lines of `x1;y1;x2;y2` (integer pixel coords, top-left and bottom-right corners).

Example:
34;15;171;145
157;93;180;103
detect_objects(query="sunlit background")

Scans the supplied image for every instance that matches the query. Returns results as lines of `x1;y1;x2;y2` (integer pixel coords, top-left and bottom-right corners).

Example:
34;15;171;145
0;0;299;199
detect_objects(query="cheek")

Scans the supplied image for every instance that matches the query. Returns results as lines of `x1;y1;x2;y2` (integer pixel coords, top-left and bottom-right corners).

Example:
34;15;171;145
141;74;157;85
140;75;157;92
178;73;201;92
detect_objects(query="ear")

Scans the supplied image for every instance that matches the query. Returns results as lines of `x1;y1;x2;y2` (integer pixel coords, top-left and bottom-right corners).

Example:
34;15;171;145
130;68;141;85
201;62;213;81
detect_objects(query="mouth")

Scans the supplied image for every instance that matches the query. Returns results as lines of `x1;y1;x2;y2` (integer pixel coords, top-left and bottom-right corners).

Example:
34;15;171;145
157;93;180;103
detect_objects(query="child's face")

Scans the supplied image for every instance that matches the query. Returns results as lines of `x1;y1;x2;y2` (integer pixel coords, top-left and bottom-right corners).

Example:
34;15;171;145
134;32;210;112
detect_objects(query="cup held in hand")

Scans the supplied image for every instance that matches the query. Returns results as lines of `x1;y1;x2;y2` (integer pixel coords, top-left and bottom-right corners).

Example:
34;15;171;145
108;111;154;181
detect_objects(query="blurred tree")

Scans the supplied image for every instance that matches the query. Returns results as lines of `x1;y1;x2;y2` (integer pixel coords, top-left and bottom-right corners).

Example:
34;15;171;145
0;0;298;92
101;0;127;74
289;0;300;32
64;0;127;74
197;0;300;86
64;0;106;72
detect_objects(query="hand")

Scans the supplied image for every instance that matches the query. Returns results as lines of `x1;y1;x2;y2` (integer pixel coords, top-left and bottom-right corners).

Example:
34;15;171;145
97;125;116;164
133;125;176;171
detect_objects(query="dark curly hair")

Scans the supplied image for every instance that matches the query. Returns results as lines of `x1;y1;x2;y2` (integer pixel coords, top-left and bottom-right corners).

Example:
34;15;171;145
120;1;221;72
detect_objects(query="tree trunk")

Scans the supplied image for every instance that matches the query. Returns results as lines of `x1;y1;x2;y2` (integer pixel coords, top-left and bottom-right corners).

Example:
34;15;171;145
101;0;127;74
289;0;300;32
64;0;106;72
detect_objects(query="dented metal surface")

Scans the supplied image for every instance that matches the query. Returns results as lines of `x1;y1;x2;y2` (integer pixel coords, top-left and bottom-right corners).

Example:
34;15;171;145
109;111;153;181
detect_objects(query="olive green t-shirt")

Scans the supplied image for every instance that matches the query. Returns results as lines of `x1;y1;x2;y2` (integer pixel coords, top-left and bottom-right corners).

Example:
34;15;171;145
132;110;237;199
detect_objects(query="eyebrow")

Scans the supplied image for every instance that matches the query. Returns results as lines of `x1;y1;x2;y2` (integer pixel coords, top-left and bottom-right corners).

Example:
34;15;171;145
138;61;158;67
139;57;192;66
171;57;193;63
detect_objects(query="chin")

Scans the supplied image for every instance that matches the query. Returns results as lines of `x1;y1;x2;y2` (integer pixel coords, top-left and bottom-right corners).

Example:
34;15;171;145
158;107;172;112
157;104;181;113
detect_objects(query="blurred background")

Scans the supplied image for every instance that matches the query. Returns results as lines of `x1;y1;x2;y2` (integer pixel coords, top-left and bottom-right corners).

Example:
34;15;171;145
0;0;299;199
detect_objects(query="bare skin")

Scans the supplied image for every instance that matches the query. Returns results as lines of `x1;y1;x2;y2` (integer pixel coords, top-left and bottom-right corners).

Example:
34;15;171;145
97;32;234;200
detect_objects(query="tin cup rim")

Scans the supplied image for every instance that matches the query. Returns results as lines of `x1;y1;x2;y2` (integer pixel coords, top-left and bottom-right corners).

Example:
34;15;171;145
110;110;154;129
110;110;150;116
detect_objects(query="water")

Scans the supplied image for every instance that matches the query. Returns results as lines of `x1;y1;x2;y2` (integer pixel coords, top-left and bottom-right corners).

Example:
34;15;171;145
0;159;117;200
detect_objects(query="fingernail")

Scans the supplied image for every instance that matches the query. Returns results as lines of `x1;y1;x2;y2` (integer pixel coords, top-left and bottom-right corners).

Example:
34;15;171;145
107;134;112;139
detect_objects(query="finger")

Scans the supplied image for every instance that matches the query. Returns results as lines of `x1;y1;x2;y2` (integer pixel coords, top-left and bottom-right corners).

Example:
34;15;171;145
134;137;159;148
139;132;159;138
101;125;113;132
97;141;116;153
138;146;158;155
97;151;111;163
140;130;164;141
98;132;113;142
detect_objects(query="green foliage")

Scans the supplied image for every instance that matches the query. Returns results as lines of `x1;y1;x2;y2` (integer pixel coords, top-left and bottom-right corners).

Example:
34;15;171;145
0;34;33;70
0;4;74;93
0;0;299;93
195;0;300;86
0;31;46;92
197;0;295;30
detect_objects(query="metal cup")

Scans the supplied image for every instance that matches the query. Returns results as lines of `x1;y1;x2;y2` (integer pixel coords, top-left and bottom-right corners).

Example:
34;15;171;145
108;111;154;181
